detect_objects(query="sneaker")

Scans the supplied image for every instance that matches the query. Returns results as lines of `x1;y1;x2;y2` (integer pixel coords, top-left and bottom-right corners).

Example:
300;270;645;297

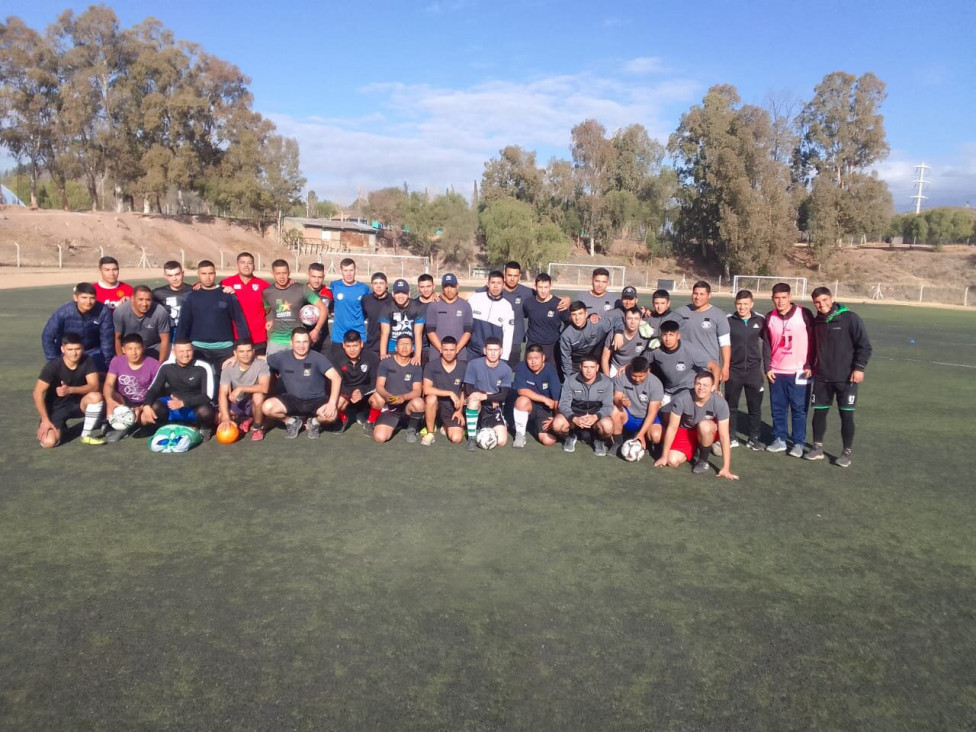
307;419;321;440
199;428;213;442
711;443;723;457
691;459;711;474
355;413;368;426
563;435;577;453
513;433;526;449
747;438;763;451
105;428;127;444
285;418;302;439
363;421;374;437
239;417;253;434
419;427;428;437
466;437;477;451
405;428;418;443
766;438;787;453
594;440;608;457
80;434;106;446
788;443;804;458
421;433;435;446
836;450;852;468
251;426;266;442
728;438;739;448
804;445;824;461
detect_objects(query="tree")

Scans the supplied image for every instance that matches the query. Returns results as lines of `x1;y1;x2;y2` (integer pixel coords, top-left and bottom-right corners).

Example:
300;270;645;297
807;177;843;268
365;186;409;229
479;197;569;268
481;145;543;205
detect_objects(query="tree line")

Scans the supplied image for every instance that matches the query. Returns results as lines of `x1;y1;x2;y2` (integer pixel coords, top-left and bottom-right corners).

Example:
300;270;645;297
0;6;305;224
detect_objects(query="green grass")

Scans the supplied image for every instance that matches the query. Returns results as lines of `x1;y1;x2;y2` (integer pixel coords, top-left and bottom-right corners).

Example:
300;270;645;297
1;286;975;729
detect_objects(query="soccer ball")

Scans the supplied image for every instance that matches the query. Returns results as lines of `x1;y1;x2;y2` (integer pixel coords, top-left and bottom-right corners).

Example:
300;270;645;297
108;405;136;430
620;438;646;462
216;421;240;444
299;304;319;326
476;427;499;450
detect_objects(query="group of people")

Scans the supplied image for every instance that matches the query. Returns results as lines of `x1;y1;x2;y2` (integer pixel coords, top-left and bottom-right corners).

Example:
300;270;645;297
35;255;872;477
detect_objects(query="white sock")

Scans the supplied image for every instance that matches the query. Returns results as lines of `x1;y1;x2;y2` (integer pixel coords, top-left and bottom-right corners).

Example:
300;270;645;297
513;408;529;436
82;403;104;436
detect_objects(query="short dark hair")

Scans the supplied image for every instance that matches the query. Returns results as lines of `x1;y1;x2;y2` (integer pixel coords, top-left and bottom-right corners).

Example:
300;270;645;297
504;261;521;272
395;333;414;342
624;307;642;317
98;256;119;267
418;273;434;284
771;283;791;295
291;327;311;339
121;333;145;347
484;336;502;348
535;273;552;284
339;258;356;269
580;354;600;366
695;370;715;384
593;267;610;278
487;270;504;281
630;356;649;373
234;338;254;348
74;282;96;296
308;262;325;274
271;259;289;270
652;289;670;301
343;330;363;343
735;290;754;301
440;336;458;347
693;280;711;293
660;320;680;334
525;344;544;356
61;332;83;346
198;260;215;270
811;286;832;299
133;284;152;296
163;260;182;271
570;300;587;313
173;338;193;347
237;252;254;262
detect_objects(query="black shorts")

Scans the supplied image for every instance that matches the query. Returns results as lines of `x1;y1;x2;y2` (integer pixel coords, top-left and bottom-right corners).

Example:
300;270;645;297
812;380;858;411
375;405;408;429
278;393;327;418
50;398;83;431
437;399;465;430
478;403;506;430
530;402;555;430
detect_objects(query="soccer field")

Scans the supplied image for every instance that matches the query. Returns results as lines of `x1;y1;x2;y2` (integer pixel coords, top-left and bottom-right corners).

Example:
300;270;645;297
1;284;974;729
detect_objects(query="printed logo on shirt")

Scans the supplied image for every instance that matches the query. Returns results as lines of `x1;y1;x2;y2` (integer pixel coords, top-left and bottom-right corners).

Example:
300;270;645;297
675;361;687;371
233;284;242;290
702;319;712;329
454;378;462;386
360;364;368;372
547;311;555;318
303;365;312;377
456;309;463;317
542;382;549;389
252;283;259;291
404;373;413;381
336;293;344;300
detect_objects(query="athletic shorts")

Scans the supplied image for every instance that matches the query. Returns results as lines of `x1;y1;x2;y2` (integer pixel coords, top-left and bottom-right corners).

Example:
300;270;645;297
812;380;858;410
530;402;555;430
229;399;255;420
478;404;506;430
670;425;700;462
49;398;84;431
278;393;327;418
437;399;465;430
376;405;408;429
162;397;200;423
339;388;374;404
623;409;661;434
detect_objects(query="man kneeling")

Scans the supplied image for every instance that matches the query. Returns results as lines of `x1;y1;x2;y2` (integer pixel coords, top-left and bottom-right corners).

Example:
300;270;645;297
655;371;738;479
551;354;614;456
141;339;217;440
34;333;107;447
611;356;664;455
263;327;340;439
218;339;271;441
369;333;424;443
512;344;561;448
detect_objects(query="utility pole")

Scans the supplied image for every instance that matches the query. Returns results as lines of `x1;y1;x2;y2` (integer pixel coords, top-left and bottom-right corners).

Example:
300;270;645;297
912;163;930;215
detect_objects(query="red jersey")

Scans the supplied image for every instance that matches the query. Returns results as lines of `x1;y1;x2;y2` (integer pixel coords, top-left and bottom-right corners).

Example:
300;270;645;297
221;274;270;344
93;281;133;310
313;284;334;309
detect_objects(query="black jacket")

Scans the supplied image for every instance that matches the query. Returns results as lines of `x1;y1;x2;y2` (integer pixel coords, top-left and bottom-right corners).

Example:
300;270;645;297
811;304;872;382
727;312;765;379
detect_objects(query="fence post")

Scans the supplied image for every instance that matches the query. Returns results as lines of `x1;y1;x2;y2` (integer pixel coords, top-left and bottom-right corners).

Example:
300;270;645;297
57;243;63;269
258;254;262;271
220;251;225;270
14;242;20;267
965;287;970;307
919;285;924;303
180;249;185;268
295;253;300;271
98;246;104;259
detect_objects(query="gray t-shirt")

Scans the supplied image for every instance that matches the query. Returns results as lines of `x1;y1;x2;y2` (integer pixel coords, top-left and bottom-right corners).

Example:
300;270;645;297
220;358;271;396
647;342;712;395
423;358;465;397
675;304;729;364
605;330;650;371
113;301;171;350
667;390;730;429
376;357;422;397
267;350;333;400
613;371;664;419
577;290;616;320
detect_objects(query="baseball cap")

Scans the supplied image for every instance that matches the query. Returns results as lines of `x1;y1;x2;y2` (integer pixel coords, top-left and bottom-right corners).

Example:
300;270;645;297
442;273;458;286
621;286;638;299
392;278;410;293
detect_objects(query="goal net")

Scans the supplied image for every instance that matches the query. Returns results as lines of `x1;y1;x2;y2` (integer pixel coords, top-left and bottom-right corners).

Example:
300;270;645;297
316;252;430;280
547;262;627;288
732;275;808;300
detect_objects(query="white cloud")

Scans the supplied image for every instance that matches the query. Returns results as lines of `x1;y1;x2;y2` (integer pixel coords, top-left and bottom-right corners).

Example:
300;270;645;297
624;57;666;75
874;145;976;211
268;70;701;204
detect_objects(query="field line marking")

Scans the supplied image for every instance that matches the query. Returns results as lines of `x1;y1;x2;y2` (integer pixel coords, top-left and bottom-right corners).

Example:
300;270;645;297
878;356;976;369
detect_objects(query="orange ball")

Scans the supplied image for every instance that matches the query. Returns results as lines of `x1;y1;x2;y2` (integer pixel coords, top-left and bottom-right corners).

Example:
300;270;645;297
216;421;239;444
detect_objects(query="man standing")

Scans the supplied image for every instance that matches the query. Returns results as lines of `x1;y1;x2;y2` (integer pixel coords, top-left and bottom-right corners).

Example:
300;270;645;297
762;283;815;457
141;340;217;440
611;356;664;454
333;330;381;433
425;273;473;363
806;287;872;467
655;371;738;479
726;290;766;451
263;327;341;439
42;283;115;373
551;354;615;456
462;337;513;450
379;278;425;365
512;344;562;448
522;273;569;368
220;252;270;354
559;302;618;381
218;339;271;442
113;285;172;361
467;271;516;362
103;333;161;442
153;260;192;333
306;262;334;353
34;333;106;447
421;336;467;446
263;260;327;356
414;273;437;363
93;256;133;309
646;289;674;334
362;272;392;356
329;258;371;360
576;268;616;321
675;281;731;383
476;261;534;368
177;261;250;373
369;334;425;444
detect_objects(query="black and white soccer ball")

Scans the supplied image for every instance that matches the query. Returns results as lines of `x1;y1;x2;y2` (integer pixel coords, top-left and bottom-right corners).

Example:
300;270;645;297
620;438;646;462
108;405;136;430
476;427;499;450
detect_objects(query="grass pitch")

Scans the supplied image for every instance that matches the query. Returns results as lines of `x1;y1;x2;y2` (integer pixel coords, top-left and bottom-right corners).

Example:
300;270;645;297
1;285;974;729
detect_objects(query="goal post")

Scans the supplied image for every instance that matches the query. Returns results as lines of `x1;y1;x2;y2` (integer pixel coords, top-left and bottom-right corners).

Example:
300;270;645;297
732;275;808;300
547;262;627;288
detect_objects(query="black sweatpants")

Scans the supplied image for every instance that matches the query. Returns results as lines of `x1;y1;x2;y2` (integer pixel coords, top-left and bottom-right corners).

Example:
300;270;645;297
724;373;764;441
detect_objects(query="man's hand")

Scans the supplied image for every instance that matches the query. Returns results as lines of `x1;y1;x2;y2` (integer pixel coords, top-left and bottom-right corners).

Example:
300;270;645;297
540;417;554;432
766;370;776;383
589;313;602;325
410;354;421;366
451;393;463;410
556;296;571;312
37;420;54;441
229;387;242;402
720;365;730;383
168;396;184;410
222;285;235;295
142;405;157;424
546;397;558;411
717;467;739;481
619;395;631;408
351;389;363;403
310;327;321;341
56;381;70;398
654;456;668;468
387;394;402;405
634;432;647;449
850;370;864;384
381;352;391;360
322;403;338;422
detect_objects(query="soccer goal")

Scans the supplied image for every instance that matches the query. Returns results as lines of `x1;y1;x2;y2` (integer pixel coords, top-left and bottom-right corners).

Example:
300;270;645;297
732;275;808;300
320;252;430;279
547;262;627;288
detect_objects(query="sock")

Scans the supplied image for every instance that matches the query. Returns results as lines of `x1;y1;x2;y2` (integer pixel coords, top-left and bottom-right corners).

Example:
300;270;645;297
310;418;320;428
812;409;828;443
407;414;422;432
465;407;479;439
696;445;710;464
339;410;349;424
82;403;104;437
840;410;855;451
513;408;529;436
368;408;381;424
612;434;623;447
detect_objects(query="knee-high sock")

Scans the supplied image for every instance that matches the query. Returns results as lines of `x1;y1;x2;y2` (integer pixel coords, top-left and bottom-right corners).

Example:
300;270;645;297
840;410;855;451
465;407;479;439
513;408;529;436
82;402;104;436
812;409;828;444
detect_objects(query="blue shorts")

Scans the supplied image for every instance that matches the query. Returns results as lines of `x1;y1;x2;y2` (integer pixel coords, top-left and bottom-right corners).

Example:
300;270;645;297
164;397;199;424
624;409;661;434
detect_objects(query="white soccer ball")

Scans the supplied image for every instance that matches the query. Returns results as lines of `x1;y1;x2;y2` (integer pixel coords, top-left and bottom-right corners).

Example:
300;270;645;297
299;303;319;326
476;427;499;450
621;438;646;462
108;405;136;430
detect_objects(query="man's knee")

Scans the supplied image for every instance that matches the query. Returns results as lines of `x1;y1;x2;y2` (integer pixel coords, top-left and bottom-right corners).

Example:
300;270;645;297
514;396;532;412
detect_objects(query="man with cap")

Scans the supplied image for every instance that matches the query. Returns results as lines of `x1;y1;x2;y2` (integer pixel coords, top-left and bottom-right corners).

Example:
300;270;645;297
368;333;425;443
379;278;426;365
425;273;474;363
362;272;392;356
42;282;116;373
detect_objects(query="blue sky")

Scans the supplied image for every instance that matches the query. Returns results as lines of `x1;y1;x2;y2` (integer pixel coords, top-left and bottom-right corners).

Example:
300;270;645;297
6;0;976;210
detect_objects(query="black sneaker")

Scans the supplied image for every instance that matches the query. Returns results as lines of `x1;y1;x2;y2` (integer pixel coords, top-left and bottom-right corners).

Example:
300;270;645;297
307;419;321;440
405;428;418;443
105;428;128;444
363;421;374;437
199;428;213;442
466;437;477;451
285;418;302;439
746;438;763;451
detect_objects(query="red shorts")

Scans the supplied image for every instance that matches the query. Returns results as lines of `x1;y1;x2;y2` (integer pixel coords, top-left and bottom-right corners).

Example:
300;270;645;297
670;426;700;461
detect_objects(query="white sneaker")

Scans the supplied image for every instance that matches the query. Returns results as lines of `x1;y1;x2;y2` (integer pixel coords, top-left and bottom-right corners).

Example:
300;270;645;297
766;438;787;452
729;438;739;448
711;443;723;457
563;435;577;453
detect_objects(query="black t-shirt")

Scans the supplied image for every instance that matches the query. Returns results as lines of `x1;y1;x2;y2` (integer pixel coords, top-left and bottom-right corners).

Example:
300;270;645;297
332;349;380;392
423;358;465;398
39;356;96;411
362;293;392;351
267;350;333;401
377;357;422;397
523;295;568;346
152;284;192;331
